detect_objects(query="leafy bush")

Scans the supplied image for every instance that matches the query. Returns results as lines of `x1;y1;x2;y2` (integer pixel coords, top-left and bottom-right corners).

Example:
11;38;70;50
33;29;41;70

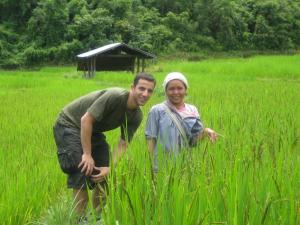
0;0;300;67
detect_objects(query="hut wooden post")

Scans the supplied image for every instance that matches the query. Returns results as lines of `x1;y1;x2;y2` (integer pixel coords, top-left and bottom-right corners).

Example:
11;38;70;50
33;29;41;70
92;57;96;78
142;59;145;72
137;58;140;73
132;58;135;73
88;59;91;78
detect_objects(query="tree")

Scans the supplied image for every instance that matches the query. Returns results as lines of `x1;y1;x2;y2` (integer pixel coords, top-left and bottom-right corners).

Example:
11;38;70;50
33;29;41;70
127;6;172;52
27;0;68;47
248;0;298;49
194;0;249;50
68;8;114;48
162;11;198;51
0;0;37;29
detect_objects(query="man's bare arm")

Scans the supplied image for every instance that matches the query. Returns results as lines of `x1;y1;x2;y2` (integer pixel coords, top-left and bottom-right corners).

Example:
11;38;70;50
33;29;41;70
78;112;95;176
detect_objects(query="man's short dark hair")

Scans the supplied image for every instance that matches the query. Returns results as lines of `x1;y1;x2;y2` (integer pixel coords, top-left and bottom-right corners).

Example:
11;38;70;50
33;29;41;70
133;72;156;87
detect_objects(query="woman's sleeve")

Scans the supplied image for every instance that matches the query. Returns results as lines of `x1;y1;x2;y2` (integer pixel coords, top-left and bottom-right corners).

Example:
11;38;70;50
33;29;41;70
145;106;159;139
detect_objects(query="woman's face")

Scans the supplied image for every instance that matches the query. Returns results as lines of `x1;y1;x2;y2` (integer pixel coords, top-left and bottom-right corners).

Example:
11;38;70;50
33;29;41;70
165;79;187;106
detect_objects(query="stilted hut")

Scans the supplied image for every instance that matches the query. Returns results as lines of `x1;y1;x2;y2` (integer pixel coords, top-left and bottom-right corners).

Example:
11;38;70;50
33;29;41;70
77;43;155;78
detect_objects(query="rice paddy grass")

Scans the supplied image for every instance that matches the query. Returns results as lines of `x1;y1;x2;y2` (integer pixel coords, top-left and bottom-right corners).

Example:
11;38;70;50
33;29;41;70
0;54;299;225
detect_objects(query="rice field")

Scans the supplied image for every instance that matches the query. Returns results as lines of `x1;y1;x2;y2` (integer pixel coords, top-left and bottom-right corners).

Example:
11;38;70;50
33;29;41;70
0;54;299;225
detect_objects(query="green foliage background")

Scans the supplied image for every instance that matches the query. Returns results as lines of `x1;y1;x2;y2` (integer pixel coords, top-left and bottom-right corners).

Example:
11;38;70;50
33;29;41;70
1;0;300;68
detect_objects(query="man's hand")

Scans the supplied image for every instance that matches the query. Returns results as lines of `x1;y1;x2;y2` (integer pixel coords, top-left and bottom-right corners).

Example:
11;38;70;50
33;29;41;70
90;166;110;183
78;154;95;176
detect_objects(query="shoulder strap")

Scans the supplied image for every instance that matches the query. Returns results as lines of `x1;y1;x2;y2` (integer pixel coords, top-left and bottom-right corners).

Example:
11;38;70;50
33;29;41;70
163;103;189;146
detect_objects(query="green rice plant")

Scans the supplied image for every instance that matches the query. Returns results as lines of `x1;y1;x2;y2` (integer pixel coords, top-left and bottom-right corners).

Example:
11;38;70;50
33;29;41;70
0;54;299;225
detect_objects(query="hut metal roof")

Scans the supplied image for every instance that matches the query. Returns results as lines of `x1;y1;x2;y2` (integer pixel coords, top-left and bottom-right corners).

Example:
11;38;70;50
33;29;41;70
77;42;155;59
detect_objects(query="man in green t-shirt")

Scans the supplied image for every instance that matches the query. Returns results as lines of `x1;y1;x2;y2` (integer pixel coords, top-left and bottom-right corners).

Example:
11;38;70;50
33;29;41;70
53;73;156;217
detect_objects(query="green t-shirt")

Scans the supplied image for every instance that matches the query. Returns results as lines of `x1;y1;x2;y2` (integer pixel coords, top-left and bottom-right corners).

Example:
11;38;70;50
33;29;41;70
61;87;142;142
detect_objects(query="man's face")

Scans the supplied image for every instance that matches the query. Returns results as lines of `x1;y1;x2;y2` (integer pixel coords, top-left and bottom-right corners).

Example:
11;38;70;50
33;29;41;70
131;79;155;106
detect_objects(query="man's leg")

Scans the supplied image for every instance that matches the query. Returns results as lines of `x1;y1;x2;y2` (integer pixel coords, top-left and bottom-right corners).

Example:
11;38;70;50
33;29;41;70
54;120;90;217
92;182;107;213
73;188;89;215
91;133;110;213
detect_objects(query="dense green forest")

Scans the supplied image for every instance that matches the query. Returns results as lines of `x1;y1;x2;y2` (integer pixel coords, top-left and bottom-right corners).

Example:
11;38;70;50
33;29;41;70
1;0;300;68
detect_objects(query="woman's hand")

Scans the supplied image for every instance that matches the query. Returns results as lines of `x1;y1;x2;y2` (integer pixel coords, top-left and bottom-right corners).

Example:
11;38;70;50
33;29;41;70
205;128;218;143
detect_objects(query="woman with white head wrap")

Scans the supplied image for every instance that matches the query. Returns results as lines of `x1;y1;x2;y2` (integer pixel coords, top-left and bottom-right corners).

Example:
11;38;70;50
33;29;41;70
145;72;217;171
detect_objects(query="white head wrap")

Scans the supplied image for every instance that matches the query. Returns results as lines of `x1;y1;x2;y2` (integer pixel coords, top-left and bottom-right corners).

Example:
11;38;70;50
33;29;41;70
163;72;188;90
